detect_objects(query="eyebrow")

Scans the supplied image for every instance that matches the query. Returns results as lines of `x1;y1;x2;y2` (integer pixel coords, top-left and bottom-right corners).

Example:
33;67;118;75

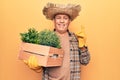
53;14;71;19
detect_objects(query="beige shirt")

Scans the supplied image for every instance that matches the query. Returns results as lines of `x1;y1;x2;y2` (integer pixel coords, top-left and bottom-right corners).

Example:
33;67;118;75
48;32;70;80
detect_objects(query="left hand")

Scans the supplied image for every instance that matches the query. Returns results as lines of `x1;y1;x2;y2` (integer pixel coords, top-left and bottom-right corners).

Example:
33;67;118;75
76;26;87;48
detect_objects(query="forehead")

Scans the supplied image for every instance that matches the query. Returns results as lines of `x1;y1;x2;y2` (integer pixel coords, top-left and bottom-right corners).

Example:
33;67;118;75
54;13;70;18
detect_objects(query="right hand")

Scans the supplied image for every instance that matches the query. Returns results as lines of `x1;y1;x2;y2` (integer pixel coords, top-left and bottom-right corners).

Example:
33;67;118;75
23;55;42;71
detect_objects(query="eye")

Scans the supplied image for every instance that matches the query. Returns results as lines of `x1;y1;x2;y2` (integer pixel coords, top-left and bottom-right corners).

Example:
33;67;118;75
65;18;68;20
55;16;61;19
64;16;69;20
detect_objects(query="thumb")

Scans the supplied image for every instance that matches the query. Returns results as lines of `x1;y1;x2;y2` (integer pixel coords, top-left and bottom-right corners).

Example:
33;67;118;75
23;60;28;64
80;25;85;32
76;25;86;38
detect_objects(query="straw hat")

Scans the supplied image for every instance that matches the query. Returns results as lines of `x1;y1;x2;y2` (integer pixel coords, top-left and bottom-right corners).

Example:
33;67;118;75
43;3;81;21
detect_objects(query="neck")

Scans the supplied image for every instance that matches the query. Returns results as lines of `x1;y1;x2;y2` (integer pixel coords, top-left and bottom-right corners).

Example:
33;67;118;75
55;31;68;36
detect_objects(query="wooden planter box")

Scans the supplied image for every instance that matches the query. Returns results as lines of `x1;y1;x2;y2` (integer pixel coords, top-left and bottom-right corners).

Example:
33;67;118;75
18;42;64;67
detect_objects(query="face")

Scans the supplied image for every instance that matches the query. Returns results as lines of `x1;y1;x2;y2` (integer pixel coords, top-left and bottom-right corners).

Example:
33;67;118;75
53;14;71;34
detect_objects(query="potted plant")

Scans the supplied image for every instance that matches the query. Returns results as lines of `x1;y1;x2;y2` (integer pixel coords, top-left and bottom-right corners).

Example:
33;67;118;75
19;28;64;67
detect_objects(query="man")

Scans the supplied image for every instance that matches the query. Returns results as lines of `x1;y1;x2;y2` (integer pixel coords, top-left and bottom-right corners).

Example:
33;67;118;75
24;3;90;80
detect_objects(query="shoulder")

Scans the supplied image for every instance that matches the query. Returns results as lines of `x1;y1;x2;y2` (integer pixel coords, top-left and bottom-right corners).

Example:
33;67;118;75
69;32;78;38
68;31;78;42
68;31;75;36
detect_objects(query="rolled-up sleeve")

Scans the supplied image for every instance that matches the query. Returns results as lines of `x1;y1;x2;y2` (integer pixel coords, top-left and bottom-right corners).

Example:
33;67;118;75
79;47;90;65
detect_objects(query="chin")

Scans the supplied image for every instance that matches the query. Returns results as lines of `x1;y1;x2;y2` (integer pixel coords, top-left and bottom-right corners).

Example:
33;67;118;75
59;30;67;33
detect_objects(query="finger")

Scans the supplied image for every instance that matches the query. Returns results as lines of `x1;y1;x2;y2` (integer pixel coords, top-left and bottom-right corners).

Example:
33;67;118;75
31;55;35;68
33;56;39;69
28;56;31;68
81;25;85;32
23;60;28;64
28;56;32;68
32;56;36;68
34;56;37;67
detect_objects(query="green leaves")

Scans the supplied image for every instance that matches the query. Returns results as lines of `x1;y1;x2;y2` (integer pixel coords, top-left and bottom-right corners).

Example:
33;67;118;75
20;28;61;48
20;28;40;44
39;30;61;48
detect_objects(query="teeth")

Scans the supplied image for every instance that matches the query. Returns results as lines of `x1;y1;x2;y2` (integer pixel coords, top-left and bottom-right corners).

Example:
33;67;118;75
58;24;65;26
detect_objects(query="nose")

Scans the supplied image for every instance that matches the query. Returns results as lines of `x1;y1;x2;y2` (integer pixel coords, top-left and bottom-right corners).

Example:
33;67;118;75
60;19;64;23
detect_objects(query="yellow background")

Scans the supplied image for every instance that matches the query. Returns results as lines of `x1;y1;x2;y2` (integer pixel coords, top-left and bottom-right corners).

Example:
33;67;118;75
1;0;120;80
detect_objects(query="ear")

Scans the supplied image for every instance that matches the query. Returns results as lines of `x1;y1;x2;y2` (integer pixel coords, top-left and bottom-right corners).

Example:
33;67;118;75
69;19;71;23
53;18;55;22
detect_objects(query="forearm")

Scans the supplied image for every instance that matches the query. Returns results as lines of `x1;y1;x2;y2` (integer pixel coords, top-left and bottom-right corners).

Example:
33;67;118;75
79;46;90;65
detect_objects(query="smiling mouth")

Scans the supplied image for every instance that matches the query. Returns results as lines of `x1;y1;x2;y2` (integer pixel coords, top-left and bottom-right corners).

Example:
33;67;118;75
58;24;65;26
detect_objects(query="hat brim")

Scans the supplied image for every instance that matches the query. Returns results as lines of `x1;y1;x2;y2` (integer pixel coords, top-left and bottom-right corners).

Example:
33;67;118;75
43;3;81;21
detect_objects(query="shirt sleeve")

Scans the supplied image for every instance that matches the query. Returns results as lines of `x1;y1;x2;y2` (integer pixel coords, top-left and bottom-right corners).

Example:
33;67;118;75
79;47;90;65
